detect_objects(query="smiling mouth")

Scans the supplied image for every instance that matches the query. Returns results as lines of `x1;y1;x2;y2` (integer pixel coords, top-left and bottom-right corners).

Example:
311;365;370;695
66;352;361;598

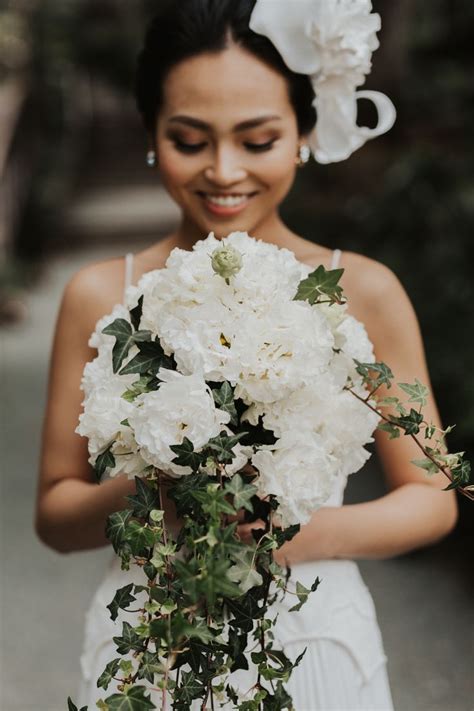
196;191;258;207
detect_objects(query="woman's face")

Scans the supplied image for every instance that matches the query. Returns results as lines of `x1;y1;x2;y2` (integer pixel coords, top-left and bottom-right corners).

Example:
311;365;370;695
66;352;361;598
154;42;303;239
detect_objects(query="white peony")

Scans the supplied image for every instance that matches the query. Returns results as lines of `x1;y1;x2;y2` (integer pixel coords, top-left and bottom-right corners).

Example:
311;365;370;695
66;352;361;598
129;368;231;477
229;298;334;404
252;429;337;527
76;373;137;464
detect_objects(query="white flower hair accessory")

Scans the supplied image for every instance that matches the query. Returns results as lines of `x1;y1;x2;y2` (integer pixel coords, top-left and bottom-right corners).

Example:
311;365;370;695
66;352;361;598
249;0;396;163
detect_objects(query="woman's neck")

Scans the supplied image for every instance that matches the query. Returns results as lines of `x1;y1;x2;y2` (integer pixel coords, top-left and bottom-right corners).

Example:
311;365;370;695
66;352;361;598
167;209;304;253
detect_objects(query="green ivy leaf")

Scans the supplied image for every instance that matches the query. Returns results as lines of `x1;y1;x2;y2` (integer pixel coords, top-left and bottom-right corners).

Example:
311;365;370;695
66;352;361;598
174;556;240;608
354;360;394;388
105;510;133;553
125;477;159;519
389;408;424;435
192;485;236;518
263;680;294;709
104;685;156;711
224;474;257;513
137;650;163;684
167;472;211;517
97;658;121;690
119;339;173;376
206;430;249;463
173;670;205;706
377;421;401;439
289;578;321;612
227;632;250;673
113;621;145;655
411;458;440;475
94;446;116;482
212;381;239;426
447;459;472;489
398;379;429;407
171;614;215;644
67;698;87;711
227;548;263;593
143;561;157;580
293;265;344;305
119;660;134;676
170;436;203;472
273;524;300;547
102;318;134;373
424;423;436;439
106;583;136;622
378;396;400;406
129;295;143;331
124;520;156;556
227;594;261;634
121;375;157;402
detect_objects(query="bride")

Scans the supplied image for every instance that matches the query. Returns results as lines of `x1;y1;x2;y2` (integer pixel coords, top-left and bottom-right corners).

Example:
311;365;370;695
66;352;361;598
35;1;458;708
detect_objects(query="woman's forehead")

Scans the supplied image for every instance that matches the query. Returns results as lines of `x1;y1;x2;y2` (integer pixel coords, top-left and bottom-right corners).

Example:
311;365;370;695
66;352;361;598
160;44;293;123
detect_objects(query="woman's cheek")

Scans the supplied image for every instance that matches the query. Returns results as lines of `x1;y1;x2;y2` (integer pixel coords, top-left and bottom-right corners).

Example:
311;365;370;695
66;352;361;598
158;151;190;187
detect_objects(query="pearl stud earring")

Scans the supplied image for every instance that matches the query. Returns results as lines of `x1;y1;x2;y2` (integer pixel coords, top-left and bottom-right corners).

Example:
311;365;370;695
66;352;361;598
296;144;311;167
146;150;157;168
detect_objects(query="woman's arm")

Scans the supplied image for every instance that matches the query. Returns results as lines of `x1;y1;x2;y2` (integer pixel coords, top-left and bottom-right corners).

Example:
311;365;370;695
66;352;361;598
240;259;459;564
35;264;179;554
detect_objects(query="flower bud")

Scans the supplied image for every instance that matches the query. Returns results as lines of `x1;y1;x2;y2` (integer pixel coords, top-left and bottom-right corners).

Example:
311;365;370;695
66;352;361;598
210;244;243;280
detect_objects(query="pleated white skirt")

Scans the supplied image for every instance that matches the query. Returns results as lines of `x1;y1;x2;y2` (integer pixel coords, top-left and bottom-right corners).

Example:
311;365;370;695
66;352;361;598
77;557;394;710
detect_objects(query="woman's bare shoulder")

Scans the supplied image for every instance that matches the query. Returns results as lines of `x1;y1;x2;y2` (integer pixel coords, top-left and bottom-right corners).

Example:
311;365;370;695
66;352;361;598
339;250;420;349
60;255;128;335
339;250;404;302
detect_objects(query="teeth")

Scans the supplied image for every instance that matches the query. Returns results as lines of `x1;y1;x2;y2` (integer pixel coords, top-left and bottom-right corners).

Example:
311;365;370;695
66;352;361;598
205;194;249;207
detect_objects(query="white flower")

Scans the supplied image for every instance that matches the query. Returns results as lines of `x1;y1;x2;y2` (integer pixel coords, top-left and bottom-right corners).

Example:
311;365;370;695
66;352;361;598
252;429;337;526
229;299;334;404
108;435;149;480
249;0;396;163
76;309;140;469
129;369;231;477
76;372;137;464
333;313;375;389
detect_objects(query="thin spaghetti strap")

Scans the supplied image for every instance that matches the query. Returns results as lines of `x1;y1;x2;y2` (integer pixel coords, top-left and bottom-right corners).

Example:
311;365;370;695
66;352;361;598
331;248;342;269
123;252;134;304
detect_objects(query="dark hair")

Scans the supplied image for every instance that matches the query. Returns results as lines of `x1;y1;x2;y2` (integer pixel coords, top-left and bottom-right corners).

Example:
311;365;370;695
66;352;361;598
135;0;316;136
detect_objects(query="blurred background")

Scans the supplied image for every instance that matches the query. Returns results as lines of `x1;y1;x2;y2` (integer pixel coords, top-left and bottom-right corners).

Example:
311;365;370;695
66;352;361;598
1;0;472;709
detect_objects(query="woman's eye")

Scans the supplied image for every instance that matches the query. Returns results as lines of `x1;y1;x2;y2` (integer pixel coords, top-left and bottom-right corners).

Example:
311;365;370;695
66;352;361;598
244;139;277;152
173;139;207;153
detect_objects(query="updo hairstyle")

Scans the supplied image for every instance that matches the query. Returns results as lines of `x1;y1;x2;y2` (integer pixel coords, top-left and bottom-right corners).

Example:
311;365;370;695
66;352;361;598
135;0;316;137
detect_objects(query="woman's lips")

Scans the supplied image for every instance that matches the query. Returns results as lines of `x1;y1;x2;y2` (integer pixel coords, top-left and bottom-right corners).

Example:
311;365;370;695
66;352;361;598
196;191;258;217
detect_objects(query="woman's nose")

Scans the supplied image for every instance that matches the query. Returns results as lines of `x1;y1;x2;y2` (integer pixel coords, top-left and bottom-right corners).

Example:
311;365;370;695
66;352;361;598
204;147;247;186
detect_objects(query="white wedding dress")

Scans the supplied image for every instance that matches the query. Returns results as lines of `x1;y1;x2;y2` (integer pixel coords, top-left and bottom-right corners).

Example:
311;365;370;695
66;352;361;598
77;250;394;710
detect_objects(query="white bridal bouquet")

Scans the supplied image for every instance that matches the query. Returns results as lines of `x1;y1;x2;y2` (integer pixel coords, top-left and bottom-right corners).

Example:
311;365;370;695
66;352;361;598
77;232;378;527
69;233;469;711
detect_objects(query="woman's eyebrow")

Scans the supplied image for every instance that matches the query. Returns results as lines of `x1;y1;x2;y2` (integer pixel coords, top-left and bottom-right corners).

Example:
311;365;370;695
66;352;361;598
167;114;282;132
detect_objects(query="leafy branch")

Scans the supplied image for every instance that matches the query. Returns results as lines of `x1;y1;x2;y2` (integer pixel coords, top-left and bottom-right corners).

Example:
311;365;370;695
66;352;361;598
346;360;473;500
69;440;313;710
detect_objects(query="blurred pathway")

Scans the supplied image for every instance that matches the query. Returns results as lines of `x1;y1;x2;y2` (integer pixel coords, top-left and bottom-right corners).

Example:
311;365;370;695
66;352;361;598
1;98;472;711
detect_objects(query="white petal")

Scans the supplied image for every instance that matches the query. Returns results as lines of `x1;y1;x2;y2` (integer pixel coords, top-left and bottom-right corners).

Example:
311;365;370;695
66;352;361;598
250;0;323;74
